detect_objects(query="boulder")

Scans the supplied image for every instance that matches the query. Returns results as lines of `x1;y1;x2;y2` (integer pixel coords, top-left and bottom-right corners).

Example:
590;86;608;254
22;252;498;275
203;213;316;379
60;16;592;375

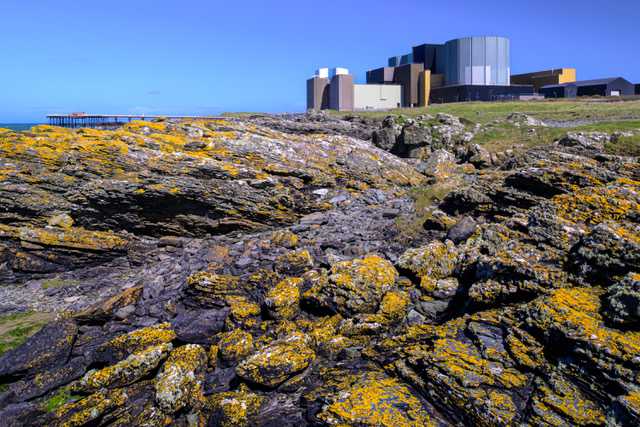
446;216;478;244
0;319;77;378
372;116;401;151
171;309;228;344
603;273;640;326
155;344;207;413
264;277;302;320
303;255;398;316
236;333;315;388
314;370;437;426
76;343;172;392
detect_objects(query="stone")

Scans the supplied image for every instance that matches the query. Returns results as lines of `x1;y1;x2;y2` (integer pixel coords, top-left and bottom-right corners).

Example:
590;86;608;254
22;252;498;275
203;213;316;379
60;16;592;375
208;384;265;427
446;216;478;244
218;329;254;363
0;319;77;377
171;309;228;344
372;116;401;151
558;132;608;151
93;322;176;364
76;343;172;392
313;370;436;427
274;249;314;276
155;344;207;413
604;273;640;325
303;255;398;316
264;277;302;320
236;333;315;388
397;240;458;282
417;149;457;179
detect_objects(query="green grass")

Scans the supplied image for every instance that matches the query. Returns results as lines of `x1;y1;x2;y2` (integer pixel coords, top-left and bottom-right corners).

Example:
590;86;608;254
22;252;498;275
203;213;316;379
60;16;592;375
332;99;640;125
571;120;640;133
43;388;82;412
41;277;80;289
0;312;54;355
472;123;566;153
604;134;640;157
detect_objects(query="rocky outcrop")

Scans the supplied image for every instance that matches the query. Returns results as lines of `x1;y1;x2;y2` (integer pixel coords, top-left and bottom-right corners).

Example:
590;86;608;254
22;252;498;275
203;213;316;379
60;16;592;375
1;114;640;426
0;119;422;284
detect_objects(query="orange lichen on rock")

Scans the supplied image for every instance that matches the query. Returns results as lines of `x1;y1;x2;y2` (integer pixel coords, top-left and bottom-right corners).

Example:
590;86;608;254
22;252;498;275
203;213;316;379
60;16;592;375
155;344;207;413
528;287;640;361
264;277;302;320
552;183;640;225
218;329;254;362
317;371;435;427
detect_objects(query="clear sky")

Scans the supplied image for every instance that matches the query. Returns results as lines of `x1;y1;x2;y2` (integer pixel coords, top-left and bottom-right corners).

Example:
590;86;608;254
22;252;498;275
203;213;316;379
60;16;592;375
1;0;638;122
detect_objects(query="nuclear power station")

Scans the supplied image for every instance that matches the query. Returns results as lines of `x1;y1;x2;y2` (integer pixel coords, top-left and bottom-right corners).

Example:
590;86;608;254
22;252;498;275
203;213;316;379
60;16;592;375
307;35;638;111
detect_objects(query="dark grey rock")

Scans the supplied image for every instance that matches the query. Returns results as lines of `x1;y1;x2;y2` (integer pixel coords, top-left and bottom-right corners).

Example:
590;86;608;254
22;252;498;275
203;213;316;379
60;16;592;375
447;216;478;244
172;309;228;344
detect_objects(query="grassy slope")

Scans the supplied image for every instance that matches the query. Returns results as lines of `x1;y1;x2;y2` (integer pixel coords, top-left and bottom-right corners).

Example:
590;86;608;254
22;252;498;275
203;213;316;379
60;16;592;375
334;99;640;156
334;98;640;124
0;312;55;355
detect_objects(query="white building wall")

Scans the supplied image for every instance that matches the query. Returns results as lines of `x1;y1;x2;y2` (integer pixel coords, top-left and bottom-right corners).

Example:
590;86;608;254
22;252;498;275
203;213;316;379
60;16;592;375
353;84;403;110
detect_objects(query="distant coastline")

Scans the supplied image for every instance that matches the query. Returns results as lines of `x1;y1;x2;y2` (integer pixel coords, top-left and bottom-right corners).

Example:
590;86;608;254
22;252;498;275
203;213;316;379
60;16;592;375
0;123;41;131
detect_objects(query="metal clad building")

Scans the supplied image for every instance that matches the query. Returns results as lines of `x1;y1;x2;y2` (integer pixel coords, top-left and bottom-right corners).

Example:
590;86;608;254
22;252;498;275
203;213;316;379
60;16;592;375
366;67;396;84
511;68;577;90
353;84;402;110
444;36;510;86
540;78;635;98
430;84;534;104
412;44;446;74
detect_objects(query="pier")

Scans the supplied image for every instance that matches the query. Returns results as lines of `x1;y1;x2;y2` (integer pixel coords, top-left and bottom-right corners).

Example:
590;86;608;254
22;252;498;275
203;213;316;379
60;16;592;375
46;113;229;129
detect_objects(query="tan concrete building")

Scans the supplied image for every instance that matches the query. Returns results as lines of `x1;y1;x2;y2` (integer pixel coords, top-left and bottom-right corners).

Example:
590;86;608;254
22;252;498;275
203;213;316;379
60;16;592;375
353;84;402;110
511;68;577;91
329;74;354;111
306;76;330;110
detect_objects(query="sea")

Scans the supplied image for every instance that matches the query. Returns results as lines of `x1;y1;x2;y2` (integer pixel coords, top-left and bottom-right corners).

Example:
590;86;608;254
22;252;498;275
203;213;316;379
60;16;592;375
0;123;41;131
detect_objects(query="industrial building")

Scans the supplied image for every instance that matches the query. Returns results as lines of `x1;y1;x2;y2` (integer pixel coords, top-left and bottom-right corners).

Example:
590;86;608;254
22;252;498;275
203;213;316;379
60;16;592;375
540;77;635;98
511;69;577;91
307;36;537;111
306;35;636;111
308;67;403;111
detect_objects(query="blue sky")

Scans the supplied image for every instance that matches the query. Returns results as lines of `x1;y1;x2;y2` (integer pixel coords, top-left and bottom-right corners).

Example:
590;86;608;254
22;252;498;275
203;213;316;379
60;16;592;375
1;0;638;122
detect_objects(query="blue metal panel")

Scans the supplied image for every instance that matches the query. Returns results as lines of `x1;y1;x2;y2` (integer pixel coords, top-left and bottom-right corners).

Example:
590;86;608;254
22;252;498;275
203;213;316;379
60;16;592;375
444;36;510;86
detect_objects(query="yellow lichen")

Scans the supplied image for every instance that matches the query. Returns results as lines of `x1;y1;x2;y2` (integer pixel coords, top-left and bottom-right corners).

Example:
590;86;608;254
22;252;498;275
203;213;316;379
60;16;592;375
397;240;458;281
318;371;435;427
208;384;264;427
155;344;207;413
377;290;410;322
218;329;254;362
270;230;299;248
331;255;398;292
530;287;640;361
532;378;605;426
264;277;302;320
54;388;128;427
102;322;176;358
78;343;172;391
236;332;315;387
552;184;639;225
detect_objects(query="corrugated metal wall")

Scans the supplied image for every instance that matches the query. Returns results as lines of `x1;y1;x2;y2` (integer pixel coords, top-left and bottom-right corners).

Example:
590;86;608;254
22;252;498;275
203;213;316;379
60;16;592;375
445;37;510;86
